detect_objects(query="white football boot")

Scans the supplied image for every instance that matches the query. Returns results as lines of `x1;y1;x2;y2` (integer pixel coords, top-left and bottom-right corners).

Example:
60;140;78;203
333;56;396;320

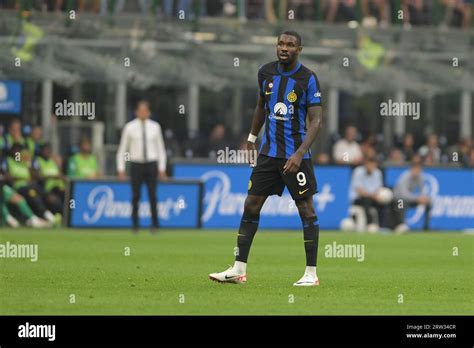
26;215;52;228
209;266;247;284
293;272;320;287
6;214;20;228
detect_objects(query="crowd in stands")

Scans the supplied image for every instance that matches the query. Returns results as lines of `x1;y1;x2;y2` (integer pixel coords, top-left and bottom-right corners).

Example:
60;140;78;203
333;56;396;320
328;125;474;167
0;119;99;228
1;0;471;29
177;123;474;168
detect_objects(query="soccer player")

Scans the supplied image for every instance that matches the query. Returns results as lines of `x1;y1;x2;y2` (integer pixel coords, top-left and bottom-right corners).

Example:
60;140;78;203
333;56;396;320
209;31;323;286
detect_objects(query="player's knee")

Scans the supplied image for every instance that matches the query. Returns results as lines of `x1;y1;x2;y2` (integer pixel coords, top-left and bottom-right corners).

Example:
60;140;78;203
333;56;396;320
296;199;315;219
243;197;263;216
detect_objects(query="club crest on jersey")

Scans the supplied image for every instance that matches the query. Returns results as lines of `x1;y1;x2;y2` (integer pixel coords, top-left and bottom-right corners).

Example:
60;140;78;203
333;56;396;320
287;91;297;103
274;102;288;116
268;83;273;88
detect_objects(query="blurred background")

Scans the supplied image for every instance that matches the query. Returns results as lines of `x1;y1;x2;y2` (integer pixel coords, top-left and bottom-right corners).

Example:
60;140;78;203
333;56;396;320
0;0;472;231
1;0;473;170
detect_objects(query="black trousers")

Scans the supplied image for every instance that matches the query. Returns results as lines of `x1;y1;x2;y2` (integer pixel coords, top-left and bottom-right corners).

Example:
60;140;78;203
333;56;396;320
391;200;432;230
45;186;65;215
130;161;159;228
17;184;47;217
353;197;385;226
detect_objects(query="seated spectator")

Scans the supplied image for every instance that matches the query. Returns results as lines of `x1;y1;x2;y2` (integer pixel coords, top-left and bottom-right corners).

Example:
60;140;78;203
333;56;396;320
206;124;227;159
441;0;472;29
333;125;363;165
349;156;385;232
77;0;101;13
468;147;474;168
402;0;433;27
360;133;383;160
26;125;44;157
100;0;125;15
2;184;50;228
388;148;405;165
392;156;431;231
361;0;391;26
315;152;330;164
3;119;27;154
67;137;100;179
289;0;314;21
401;133;416;161
32;143;65;217
2;144;58;225
418;133;441;164
449;137;472;167
325;0;357;23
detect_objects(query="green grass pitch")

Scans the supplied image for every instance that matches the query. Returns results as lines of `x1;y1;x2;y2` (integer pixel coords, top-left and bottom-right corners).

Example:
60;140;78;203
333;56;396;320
0;228;472;315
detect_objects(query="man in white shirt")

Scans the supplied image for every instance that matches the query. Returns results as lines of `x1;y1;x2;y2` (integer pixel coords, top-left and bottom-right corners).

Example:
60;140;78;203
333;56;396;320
333;125;363;164
349;156;384;231
116;100;167;233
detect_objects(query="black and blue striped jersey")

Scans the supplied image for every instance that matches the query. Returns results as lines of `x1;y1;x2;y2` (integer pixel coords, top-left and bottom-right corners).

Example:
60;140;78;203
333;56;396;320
258;61;322;159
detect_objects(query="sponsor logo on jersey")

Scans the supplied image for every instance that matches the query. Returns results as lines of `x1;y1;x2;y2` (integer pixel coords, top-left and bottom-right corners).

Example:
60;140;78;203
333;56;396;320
274;102;287;116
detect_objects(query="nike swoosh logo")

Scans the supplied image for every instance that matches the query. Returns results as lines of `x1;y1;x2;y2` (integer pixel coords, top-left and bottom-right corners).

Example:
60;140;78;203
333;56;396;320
299;188;309;195
238;234;245;237
225;275;238;280
265;91;273;95
304;240;313;243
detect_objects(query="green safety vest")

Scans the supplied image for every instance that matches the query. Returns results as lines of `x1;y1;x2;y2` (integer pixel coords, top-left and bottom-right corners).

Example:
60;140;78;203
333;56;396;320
7;157;30;189
26;137;42;155
68;153;98;179
5;134;27;149
36;157;65;192
357;36;385;71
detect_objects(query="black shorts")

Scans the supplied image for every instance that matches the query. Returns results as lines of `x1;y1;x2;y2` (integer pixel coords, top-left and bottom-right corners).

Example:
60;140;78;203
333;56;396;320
248;154;317;200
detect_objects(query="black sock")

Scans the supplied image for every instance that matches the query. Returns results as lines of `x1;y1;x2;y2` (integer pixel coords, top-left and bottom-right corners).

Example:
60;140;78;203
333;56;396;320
302;216;319;267
235;211;260;263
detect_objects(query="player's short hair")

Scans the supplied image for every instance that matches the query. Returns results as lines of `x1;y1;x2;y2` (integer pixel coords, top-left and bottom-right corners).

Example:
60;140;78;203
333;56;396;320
278;30;302;46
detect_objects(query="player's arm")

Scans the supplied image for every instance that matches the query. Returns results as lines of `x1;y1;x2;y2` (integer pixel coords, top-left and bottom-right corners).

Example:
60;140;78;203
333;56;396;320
283;105;322;174
247;94;265;166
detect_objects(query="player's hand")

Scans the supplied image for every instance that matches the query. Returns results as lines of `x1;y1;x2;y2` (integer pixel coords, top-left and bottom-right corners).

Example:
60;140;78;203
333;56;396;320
283;151;303;174
247;141;257;167
158;171;168;180
118;171;127;181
